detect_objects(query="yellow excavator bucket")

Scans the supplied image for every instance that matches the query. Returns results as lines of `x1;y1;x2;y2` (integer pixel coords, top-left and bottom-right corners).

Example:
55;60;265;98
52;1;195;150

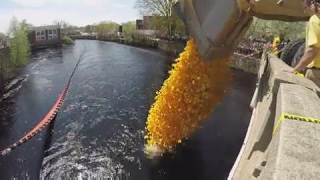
174;0;312;61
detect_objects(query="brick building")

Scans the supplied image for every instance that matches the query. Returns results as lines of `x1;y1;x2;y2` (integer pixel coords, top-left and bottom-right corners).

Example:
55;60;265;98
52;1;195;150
136;16;171;36
136;16;154;30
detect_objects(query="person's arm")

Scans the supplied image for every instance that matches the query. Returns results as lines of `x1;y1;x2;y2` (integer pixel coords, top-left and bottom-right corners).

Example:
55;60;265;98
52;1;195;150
292;46;318;72
286;18;320;73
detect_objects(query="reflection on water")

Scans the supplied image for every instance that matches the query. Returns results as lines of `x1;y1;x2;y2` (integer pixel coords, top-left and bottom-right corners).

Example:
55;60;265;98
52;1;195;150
0;40;256;180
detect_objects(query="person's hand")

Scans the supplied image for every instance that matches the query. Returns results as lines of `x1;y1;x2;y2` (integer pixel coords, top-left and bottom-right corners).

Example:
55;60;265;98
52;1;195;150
282;67;295;73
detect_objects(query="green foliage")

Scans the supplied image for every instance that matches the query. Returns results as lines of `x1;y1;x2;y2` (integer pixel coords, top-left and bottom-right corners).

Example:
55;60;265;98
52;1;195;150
62;35;73;45
246;18;306;40
148;14;185;36
8;17;30;66
124;34;133;43
122;21;136;34
20;19;32;32
173;13;186;36
128;33;158;47
95;21;119;38
85;25;93;33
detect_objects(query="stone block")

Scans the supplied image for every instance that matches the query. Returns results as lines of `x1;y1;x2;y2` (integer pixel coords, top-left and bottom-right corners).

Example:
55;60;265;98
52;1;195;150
268;56;320;95
259;83;320;179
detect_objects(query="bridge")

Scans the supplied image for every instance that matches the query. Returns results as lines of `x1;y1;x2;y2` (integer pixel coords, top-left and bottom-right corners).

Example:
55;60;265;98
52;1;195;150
229;53;320;179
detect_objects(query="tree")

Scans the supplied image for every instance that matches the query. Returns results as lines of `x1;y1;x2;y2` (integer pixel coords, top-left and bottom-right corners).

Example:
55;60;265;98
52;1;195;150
53;20;69;29
7;17;30;66
135;0;185;36
53;20;79;35
0;32;5;43
122;21;136;34
20;19;32;32
95;21;119;38
246;18;306;40
85;25;93;33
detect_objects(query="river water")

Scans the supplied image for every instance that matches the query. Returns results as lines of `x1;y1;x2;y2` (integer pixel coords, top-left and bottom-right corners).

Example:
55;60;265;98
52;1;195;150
0;40;256;180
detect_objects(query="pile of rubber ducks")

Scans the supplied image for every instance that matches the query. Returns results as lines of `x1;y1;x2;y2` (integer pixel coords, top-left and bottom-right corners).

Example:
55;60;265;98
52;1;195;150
144;38;232;157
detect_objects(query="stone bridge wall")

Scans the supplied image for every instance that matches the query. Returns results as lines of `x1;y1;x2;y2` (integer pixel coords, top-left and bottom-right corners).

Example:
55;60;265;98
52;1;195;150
228;53;320;179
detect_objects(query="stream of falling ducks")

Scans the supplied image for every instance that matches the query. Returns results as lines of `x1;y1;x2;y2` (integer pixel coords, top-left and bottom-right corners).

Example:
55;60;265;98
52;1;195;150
144;38;232;157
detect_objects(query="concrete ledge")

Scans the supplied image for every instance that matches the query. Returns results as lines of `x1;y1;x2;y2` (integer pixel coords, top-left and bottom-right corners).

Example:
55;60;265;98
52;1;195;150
260;83;320;179
229;53;320;180
268;55;320;95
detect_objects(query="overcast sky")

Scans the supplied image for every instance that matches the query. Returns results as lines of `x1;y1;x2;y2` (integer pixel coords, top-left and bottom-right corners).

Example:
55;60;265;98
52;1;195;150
0;0;140;33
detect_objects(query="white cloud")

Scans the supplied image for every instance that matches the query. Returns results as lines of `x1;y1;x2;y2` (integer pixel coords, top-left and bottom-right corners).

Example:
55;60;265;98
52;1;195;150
0;0;140;32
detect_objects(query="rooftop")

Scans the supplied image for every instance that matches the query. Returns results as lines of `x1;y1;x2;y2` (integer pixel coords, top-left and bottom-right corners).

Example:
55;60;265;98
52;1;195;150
31;25;59;31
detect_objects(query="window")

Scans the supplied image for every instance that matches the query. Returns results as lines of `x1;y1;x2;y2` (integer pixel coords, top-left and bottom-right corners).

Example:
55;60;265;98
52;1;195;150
41;36;45;40
48;30;52;34
36;34;41;41
53;29;57;34
41;31;45;35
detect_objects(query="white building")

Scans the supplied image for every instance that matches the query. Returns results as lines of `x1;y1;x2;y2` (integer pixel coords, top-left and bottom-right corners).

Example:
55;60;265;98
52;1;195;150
31;25;60;42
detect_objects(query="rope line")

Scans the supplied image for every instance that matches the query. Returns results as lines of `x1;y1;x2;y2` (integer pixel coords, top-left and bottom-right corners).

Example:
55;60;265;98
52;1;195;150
1;46;86;156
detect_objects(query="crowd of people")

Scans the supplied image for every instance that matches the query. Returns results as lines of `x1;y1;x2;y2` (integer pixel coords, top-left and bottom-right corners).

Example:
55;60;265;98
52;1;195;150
236;39;267;58
236;35;291;58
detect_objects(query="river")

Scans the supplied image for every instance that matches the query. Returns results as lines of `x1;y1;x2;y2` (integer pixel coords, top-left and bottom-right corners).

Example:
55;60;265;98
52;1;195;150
0;40;256;180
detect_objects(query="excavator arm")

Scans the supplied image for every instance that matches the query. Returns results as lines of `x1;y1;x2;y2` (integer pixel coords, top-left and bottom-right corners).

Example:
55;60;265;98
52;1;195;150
174;0;314;60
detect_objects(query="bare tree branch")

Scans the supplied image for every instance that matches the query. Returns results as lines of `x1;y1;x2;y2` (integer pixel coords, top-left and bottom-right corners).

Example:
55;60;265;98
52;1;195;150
135;0;177;16
134;0;185;36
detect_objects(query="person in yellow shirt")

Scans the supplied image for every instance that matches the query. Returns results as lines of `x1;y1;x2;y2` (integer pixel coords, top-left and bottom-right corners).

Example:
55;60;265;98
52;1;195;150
286;3;320;87
272;34;284;57
272;36;281;56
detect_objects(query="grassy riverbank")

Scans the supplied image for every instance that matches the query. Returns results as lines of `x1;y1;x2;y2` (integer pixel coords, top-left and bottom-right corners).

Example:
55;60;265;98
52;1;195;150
97;33;158;48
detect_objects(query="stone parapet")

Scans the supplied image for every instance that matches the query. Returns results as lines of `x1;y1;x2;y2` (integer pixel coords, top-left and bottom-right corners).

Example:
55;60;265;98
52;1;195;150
228;53;320;180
